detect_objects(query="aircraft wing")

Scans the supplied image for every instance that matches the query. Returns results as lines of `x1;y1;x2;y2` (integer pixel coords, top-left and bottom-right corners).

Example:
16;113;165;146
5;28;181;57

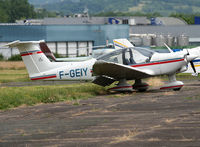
93;60;153;80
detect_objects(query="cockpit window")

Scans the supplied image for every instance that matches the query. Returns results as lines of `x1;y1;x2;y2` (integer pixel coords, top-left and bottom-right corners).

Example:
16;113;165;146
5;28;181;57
134;47;155;57
97;47;155;65
96;49;122;63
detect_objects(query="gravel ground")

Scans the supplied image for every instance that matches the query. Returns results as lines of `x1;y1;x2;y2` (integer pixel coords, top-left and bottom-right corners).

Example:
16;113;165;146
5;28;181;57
0;80;200;147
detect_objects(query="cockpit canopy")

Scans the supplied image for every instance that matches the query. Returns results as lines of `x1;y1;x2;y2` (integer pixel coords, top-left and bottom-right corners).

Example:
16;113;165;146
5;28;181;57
97;47;155;65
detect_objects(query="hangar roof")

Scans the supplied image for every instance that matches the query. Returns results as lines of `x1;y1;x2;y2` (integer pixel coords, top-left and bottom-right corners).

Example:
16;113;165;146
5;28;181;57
129;17;151;25
43;17;107;25
155;17;187;25
130;25;200;38
43;17;186;26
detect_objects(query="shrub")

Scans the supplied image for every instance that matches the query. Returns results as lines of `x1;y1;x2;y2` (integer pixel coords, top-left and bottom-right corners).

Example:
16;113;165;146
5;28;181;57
54;53;62;58
8;54;22;61
0;54;4;61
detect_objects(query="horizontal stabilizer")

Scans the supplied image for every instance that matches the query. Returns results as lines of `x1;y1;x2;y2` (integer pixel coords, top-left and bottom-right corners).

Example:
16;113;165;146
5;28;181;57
4;40;45;48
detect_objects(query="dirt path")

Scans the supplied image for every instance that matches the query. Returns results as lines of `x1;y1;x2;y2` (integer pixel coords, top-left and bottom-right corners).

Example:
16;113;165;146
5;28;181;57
0;80;200;147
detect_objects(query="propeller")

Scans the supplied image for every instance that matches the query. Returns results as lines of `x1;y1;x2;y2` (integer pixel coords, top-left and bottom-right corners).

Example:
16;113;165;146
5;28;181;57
190;61;198;76
164;43;198;76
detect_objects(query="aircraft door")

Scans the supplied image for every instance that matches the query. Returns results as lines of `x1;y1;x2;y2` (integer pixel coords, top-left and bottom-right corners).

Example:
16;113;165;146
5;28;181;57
149;53;161;75
120;48;136;65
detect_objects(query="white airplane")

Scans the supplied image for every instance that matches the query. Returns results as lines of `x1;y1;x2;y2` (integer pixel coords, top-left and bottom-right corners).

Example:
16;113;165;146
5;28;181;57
39;41;115;62
4;39;198;92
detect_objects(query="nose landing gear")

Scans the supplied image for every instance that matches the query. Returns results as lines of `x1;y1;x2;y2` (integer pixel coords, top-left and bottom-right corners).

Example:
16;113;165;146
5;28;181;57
160;74;184;91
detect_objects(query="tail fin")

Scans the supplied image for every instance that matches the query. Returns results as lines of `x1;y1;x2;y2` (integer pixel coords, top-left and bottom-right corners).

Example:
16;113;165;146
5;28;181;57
5;40;54;77
39;42;57;62
113;39;134;49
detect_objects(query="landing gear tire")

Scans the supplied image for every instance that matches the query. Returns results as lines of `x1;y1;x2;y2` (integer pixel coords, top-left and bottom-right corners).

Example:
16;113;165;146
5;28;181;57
160;74;184;91
108;79;133;92
173;87;182;91
132;79;149;92
138;88;148;92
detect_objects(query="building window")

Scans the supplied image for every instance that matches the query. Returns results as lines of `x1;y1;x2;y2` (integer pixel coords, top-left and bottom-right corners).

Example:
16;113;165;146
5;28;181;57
122;19;129;24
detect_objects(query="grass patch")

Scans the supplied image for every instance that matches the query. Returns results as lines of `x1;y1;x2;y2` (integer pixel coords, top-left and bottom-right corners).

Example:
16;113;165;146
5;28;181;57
0;61;25;70
176;73;199;80
0;61;28;83
0;69;30;83
0;83;107;110
148;73;199;82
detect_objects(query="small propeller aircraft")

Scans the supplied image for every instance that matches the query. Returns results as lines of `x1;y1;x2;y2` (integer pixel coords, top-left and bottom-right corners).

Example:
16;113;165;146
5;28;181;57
4;39;198;92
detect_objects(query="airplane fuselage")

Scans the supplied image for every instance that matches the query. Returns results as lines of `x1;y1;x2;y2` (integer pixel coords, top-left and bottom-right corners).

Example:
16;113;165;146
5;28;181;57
30;58;96;81
30;52;187;82
133;52;186;76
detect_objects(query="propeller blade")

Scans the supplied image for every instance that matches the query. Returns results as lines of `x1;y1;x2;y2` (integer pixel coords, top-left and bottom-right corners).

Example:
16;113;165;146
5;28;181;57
190;61;196;73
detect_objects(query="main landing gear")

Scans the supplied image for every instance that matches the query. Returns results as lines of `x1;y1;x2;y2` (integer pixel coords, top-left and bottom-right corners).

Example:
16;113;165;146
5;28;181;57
109;79;149;92
160;74;184;91
132;79;149;92
108;79;133;92
109;74;183;92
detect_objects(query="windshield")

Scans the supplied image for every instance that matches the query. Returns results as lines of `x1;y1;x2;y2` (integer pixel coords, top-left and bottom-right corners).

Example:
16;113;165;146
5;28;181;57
97;47;155;65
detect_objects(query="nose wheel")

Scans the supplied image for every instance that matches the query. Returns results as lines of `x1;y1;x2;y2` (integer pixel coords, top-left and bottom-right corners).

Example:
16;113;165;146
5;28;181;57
160;74;184;91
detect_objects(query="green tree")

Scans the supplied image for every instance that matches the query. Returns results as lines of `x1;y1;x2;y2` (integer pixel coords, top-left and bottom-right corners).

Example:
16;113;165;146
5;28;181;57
170;13;195;24
0;0;9;22
6;0;36;22
35;8;57;18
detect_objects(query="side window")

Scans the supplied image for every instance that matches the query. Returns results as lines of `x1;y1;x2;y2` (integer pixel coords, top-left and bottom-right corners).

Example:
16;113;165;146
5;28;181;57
122;49;136;65
97;49;122;63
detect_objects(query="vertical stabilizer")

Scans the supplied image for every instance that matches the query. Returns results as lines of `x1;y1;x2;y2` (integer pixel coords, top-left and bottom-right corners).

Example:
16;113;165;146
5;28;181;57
113;39;134;49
